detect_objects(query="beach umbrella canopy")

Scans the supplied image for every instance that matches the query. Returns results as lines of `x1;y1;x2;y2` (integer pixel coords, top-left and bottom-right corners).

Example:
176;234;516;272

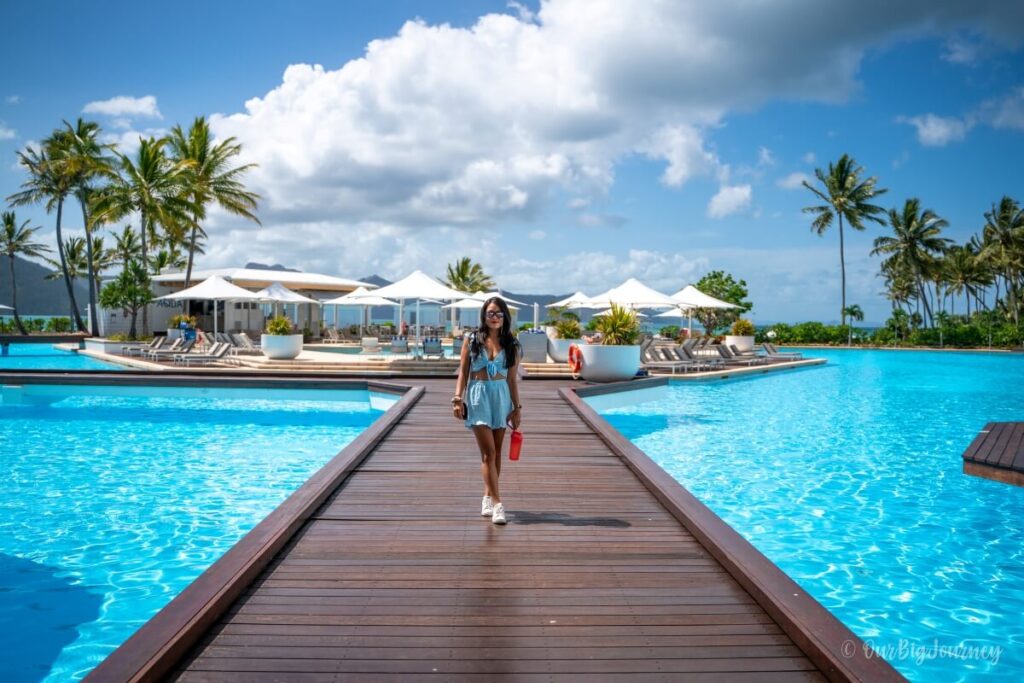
321;286;398;307
0;304;12;310
155;275;262;336
594;308;648;318
471;290;528;306
349;270;466;339
254;281;321;305
546;291;593;309
587;278;677;309
671;285;739;309
443;298;519;311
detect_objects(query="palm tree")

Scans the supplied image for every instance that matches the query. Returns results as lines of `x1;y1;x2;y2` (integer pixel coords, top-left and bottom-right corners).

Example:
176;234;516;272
168;117;260;287
150;245;187;274
112;224;143;266
445;257;495;293
802;154;887;325
978;196;1024;325
871;198;951;327
942;244;992;316
44;236;88;320
842;304;864;345
55;119;116;335
91;137;193;334
0;212;52;335
6;142;87;331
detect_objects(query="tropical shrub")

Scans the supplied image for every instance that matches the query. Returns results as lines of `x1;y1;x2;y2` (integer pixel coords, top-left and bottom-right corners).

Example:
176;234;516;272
659;325;680;338
44;317;72;333
169;313;197;328
693;270;753;334
730;318;755;336
554;317;582;339
594;303;640;345
265;316;294;336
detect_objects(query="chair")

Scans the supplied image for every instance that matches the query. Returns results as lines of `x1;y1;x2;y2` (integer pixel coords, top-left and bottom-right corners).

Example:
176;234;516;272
179;342;232;367
729;344;764;360
762;343;802;360
236;331;261;351
716;344;764;366
228;333;261;355
124;336;163;357
324;327;341;344
640;340;695;374
390;337;410;357
422;337;444;360
675;345;724;370
146;338;187;360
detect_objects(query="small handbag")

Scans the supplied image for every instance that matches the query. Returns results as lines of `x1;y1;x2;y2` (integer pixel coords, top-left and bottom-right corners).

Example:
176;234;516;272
508;429;523;461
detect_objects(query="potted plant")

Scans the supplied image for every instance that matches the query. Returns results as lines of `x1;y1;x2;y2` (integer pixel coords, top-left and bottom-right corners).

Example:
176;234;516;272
573;304;641;382
725;318;756;352
547;312;584;362
261;315;303;360
167;314;196;340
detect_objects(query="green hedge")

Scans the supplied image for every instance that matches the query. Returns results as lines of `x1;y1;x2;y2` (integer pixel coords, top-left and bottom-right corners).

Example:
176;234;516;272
756;320;1023;348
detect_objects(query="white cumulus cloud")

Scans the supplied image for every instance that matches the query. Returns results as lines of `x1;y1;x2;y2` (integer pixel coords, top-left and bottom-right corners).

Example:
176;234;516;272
707;184;752;218
776;172;813;190
83;95;162;119
897;113;971;146
0;123;15;140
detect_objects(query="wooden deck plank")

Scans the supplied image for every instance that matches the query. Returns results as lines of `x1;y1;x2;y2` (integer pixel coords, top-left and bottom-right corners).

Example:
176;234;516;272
962;422;1024;487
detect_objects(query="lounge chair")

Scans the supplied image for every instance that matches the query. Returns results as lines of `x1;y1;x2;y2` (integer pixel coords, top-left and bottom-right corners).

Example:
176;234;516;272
675;345;724;370
716;344;765;366
178;342;231;367
237;331;261;351
762;343;802;360
729;343;763;359
146;338;187;360
390;337;410;356
323;327;341;344
640;340;696;374
422;337;444;359
124;336;164;357
229;333;262;355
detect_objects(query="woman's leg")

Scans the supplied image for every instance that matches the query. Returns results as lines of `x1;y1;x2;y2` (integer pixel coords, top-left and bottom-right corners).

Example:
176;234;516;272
491;428;506;482
472;425;500;503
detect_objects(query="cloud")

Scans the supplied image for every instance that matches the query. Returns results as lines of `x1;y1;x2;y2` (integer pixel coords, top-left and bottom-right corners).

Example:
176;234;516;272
707;184;752;218
0;123;15;140
83;95;162;119
190;0;1024;286
802;151;816;164
942;34;985;64
528;229;546;240
897;113;971;146
776;171;813;190
5;95;20;105
758;146;775;166
577;212;628;228
980;86;1024;130
506;1;537;23
101;127;170;155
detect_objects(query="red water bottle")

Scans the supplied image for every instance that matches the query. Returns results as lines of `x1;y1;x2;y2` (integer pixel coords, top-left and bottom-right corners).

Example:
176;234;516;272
509;430;523;461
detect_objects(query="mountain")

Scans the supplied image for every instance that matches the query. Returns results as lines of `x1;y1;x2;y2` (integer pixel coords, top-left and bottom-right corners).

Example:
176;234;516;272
243;261;302;272
0;256;89;316
359;274;391;287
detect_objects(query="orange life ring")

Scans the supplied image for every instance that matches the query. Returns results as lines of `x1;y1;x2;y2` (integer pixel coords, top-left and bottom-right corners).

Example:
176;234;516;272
568;344;584;378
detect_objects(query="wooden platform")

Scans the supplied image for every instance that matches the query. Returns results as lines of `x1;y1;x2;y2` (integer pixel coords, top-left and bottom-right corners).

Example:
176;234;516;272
962;422;1024;487
80;375;901;682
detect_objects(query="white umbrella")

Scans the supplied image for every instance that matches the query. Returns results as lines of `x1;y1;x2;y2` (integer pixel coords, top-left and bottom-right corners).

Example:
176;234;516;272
588;278;677;310
0;304;12;311
443;298;520;311
322;286;399;336
472;290;528;306
546;291;593;309
156;275;262;337
671;285;739;336
594;308;648;318
350;270;466;339
254;282;321;305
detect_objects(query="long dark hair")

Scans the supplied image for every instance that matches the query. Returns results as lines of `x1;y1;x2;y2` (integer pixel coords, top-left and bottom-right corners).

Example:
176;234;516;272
470;296;520;370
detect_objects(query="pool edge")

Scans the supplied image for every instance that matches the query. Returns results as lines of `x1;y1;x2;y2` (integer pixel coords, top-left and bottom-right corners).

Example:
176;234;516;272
561;383;905;683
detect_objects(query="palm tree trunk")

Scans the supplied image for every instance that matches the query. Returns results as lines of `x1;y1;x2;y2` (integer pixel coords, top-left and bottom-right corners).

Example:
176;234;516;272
185;213;199;288
9;255;26;335
140;209;149;337
80;199;99;337
838;215;847;326
55;199;87;332
128;305;138;340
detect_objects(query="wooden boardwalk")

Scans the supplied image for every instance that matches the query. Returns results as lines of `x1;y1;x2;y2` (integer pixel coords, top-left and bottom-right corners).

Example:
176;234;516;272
962;422;1024;487
84;375;900;682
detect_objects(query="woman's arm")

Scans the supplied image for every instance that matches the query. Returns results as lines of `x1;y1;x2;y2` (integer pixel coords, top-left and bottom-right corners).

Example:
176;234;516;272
507;343;522;430
452;334;471;420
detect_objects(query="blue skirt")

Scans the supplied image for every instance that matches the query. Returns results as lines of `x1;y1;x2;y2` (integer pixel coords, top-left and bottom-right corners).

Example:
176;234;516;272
464;378;513;430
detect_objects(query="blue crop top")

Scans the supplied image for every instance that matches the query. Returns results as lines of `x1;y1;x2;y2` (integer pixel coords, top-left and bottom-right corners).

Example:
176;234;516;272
470;346;506;378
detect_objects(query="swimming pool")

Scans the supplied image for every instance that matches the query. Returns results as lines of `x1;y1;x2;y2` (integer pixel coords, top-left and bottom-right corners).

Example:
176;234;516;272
0;383;394;682
0;344;120;371
587;349;1024;682
311;344;455;358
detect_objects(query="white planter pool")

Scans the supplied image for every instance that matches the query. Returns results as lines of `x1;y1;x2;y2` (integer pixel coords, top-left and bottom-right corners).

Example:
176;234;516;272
577;344;641;383
724;335;755;352
261;334;304;360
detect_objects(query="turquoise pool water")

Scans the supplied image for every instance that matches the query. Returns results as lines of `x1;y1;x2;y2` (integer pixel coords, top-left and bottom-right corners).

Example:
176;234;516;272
587;349;1024;682
0;344;120;371
0;384;393;682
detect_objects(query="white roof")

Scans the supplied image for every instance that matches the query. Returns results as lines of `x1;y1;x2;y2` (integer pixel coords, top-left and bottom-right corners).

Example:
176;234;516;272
547;291;593;308
254;282;322;305
152;267;373;293
588;278;677;309
322;286;399;307
671;285;739;309
155;275;263;302
352;270;466;301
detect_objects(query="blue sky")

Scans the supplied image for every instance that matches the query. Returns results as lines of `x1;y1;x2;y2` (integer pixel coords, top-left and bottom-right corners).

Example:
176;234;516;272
2;0;1023;324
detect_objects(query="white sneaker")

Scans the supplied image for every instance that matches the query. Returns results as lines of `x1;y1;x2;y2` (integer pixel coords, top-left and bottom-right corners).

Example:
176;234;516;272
491;503;507;524
481;496;493;516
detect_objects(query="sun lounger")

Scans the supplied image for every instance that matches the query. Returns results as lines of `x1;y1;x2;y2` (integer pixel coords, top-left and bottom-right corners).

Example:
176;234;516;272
146;338;187;360
640;341;696;374
323;327;341;344
124;336;164;357
229;333;261;355
762;343;802;359
675;345;724;370
236;332;261;351
729;343;763;359
422;337;444;360
178;342;231;366
716;344;764;366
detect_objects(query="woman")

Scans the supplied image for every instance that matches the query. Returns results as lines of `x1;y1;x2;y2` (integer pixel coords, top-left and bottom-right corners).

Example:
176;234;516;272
452;297;522;524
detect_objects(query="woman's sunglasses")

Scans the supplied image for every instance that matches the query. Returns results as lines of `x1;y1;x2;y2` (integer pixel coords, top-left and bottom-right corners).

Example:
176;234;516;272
485;311;504;319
